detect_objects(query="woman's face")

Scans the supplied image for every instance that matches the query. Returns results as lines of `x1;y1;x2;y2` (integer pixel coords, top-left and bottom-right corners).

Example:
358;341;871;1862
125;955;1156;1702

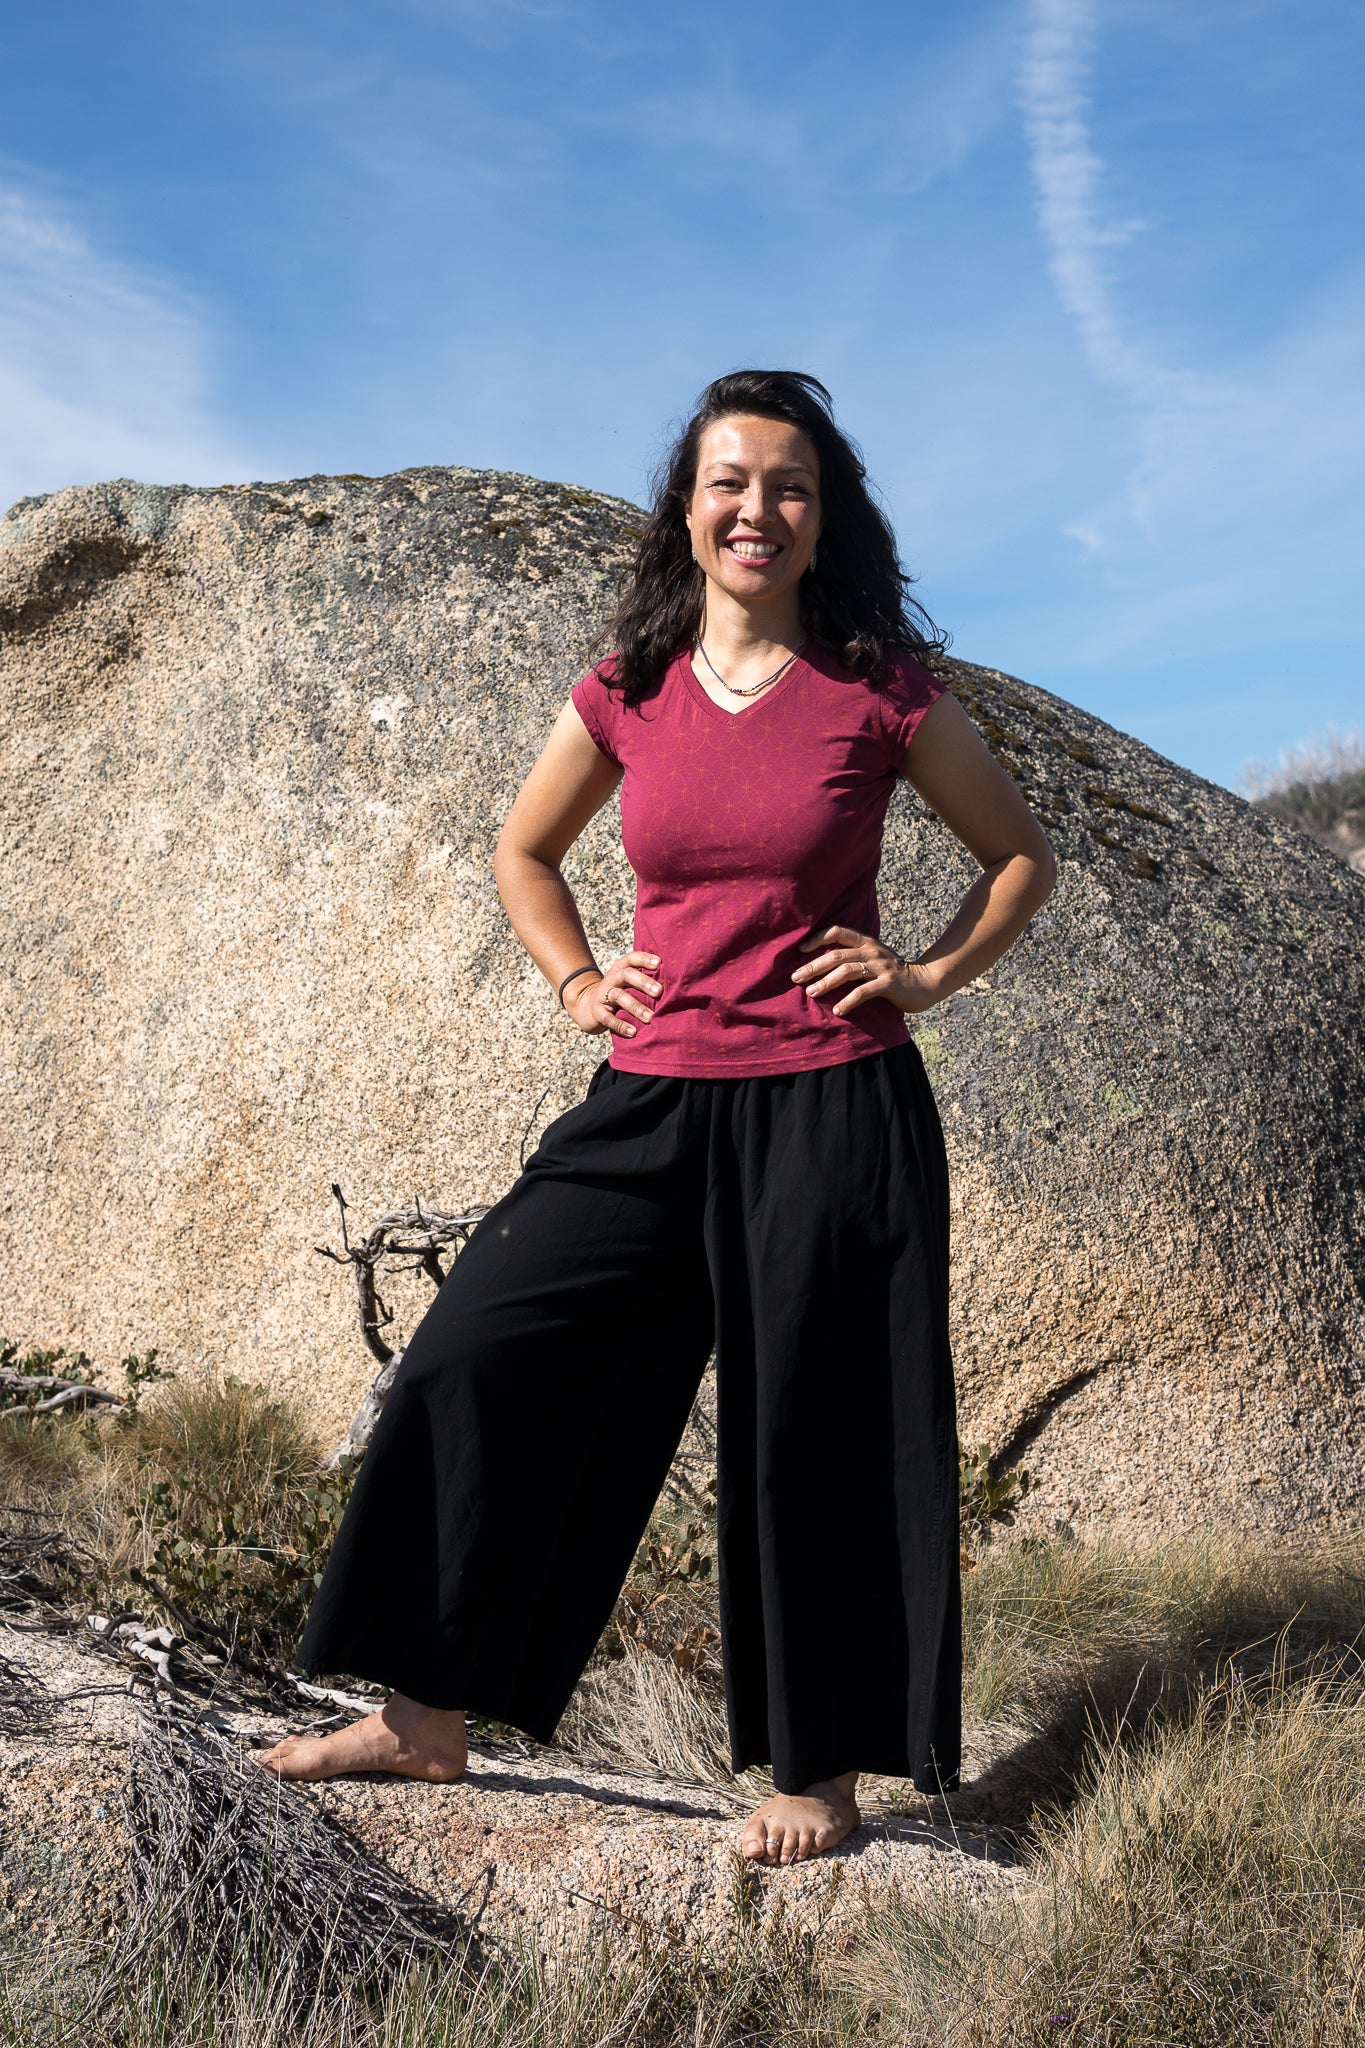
684;413;822;608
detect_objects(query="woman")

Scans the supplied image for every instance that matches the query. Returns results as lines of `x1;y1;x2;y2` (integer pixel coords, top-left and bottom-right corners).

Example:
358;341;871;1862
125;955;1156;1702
261;370;1057;1868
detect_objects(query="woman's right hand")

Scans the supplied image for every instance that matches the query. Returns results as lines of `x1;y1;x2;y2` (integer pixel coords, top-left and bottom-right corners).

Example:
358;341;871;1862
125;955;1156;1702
567;952;662;1038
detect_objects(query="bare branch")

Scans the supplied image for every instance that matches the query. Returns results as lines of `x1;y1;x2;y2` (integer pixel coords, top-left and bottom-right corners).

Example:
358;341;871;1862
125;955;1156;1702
0;1366;124;1413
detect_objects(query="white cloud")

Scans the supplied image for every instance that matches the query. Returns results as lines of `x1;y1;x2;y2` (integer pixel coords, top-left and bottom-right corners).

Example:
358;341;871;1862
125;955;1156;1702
0;179;271;514
1015;0;1365;655
1018;0;1189;408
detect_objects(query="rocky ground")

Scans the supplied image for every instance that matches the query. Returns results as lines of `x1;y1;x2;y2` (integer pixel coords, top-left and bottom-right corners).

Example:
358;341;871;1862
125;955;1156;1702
0;1621;1024;1967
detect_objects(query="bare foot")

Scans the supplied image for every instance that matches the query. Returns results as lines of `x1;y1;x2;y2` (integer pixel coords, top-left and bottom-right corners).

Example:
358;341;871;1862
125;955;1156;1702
741;1771;860;1866
256;1693;468;1783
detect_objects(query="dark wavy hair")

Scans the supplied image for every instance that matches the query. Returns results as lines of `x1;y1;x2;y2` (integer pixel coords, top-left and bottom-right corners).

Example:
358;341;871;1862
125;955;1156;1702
596;369;947;703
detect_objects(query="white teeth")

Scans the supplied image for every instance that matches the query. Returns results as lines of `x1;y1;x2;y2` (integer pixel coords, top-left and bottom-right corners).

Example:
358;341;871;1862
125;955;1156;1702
729;542;778;559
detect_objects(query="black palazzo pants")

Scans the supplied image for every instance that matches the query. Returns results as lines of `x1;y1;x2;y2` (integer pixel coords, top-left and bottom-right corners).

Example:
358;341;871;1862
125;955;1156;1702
296;1038;961;1797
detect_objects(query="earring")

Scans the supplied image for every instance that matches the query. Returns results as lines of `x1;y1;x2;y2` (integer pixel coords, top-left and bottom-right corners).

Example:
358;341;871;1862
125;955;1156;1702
808;545;818;573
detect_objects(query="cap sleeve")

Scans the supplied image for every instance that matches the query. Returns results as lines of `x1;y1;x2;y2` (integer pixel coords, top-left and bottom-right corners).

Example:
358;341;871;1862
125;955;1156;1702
570;663;624;767
876;650;948;769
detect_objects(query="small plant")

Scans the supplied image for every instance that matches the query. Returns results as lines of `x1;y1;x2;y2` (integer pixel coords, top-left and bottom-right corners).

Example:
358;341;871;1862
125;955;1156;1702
960;1444;1035;1564
0;1335;98;1389
611;1513;721;1674
129;1458;356;1664
119;1346;172;1412
633;1520;714;1590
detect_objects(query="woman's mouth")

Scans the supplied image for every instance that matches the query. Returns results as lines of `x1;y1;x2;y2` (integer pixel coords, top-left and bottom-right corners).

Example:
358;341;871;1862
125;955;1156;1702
726;538;781;562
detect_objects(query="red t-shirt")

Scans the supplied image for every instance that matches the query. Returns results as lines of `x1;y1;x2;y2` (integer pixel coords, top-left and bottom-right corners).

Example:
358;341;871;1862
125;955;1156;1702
569;640;947;1078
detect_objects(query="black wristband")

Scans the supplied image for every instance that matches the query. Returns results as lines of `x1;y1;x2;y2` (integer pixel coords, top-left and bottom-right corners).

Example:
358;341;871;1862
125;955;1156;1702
558;964;601;1008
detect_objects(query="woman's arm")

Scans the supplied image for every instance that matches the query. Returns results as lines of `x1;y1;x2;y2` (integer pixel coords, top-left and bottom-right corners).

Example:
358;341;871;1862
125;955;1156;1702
492;700;663;1038
793;691;1059;1017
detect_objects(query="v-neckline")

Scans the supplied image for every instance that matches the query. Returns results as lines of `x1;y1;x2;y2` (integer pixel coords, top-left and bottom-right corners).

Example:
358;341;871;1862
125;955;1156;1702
679;643;809;723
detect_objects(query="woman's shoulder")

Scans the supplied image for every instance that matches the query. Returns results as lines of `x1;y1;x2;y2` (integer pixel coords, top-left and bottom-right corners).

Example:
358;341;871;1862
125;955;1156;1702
570;647;681;760
876;641;949;693
569;657;625;762
866;643;951;764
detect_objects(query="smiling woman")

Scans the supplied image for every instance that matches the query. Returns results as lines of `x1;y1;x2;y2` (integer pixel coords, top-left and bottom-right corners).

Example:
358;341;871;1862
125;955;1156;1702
606;368;947;703
273;368;1058;1881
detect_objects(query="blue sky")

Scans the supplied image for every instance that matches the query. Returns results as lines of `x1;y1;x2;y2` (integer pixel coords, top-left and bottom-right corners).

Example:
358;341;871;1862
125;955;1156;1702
3;0;1361;792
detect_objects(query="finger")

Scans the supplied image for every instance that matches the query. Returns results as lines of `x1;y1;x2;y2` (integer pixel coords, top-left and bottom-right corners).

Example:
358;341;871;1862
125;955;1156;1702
621;968;663;998
791;947;848;985
833;974;884;1016
798;925;863;952
807;957;873;999
626;951;662;968
600;977;653;1022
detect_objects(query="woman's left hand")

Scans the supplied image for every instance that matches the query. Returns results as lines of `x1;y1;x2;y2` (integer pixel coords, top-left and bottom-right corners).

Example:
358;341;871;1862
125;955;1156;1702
791;924;944;1017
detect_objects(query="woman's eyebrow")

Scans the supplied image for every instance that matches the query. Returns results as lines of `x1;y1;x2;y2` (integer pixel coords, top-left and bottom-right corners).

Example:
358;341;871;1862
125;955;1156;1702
701;462;818;481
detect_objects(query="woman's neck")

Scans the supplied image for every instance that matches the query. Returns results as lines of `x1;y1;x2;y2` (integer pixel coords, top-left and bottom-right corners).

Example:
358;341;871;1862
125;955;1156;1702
696;582;805;672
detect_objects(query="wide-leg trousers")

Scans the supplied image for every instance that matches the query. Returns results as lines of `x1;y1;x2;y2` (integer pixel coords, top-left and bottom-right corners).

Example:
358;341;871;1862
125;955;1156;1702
296;1038;961;1796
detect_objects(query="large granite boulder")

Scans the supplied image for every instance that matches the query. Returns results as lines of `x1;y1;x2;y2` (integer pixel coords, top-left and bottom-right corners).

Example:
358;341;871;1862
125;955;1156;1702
1;468;1361;1533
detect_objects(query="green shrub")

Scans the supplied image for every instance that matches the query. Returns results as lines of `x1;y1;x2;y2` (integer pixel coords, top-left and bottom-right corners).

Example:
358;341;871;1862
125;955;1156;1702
129;1461;355;1665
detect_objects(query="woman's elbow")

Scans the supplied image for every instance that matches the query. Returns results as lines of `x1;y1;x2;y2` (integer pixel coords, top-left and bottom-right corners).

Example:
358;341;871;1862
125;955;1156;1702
1018;828;1059;907
1035;836;1059;899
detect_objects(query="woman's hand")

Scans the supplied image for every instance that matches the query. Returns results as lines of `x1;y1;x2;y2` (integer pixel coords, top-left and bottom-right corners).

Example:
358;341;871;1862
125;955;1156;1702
791;925;943;1018
567;951;663;1038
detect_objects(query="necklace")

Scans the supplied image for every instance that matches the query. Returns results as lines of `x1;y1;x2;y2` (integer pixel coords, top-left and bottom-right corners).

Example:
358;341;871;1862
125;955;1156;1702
694;634;807;699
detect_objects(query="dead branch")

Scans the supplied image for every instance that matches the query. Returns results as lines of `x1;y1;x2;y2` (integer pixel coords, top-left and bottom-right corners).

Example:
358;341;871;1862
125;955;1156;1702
116;1701;478;1993
317;1185;497;1467
314;1184;489;1367
326;1352;402;1469
0;1365;124;1413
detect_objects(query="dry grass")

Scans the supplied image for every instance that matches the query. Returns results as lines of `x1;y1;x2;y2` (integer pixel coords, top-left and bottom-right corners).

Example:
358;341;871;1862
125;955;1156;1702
0;1372;336;1660
559;1642;772;1809
7;1371;1365;2040
845;1652;1365;2044
0;1407;87;1488
0;1859;832;2048
955;1523;1365;1829
122;1374;323;1514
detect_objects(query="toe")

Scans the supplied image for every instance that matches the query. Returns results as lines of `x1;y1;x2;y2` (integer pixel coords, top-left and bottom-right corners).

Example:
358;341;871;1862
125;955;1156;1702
795;1826;817;1862
741;1814;771;1860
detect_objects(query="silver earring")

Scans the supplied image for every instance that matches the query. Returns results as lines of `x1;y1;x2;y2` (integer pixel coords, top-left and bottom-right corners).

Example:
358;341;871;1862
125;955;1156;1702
809;545;818;572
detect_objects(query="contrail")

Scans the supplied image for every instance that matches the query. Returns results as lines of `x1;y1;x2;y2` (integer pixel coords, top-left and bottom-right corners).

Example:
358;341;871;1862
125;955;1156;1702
1018;0;1178;404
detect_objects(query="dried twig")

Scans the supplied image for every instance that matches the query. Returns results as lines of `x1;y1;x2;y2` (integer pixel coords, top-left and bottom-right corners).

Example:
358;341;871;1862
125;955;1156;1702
0;1366;124;1413
116;1702;477;1992
314;1184;489;1367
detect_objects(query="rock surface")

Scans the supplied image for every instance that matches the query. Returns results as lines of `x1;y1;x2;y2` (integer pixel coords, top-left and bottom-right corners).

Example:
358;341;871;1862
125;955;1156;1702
0;1623;1020;1961
2;466;1363;1533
